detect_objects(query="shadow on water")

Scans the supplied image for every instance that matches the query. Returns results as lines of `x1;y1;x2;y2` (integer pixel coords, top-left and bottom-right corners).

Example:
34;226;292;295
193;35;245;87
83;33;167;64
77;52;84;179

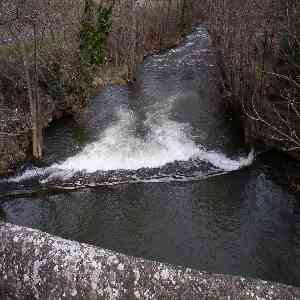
0;206;6;221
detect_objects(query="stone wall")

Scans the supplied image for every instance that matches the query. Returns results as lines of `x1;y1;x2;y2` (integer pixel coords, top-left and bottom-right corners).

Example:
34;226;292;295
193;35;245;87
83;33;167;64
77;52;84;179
1;222;300;299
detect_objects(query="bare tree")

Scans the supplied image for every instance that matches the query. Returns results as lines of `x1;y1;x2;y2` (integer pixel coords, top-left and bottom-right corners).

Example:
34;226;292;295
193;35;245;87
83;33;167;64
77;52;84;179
198;0;300;153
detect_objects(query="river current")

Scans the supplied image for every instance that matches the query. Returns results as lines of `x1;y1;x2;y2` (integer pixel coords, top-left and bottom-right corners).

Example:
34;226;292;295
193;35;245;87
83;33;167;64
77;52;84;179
1;26;300;286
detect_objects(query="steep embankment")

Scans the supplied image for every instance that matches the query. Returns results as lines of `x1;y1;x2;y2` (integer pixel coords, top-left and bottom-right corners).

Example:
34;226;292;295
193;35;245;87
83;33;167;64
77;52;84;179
0;93;85;175
0;1;86;175
199;0;300;158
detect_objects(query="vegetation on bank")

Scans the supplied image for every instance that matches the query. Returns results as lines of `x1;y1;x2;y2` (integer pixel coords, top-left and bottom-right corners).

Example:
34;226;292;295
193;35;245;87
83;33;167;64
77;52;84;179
0;0;199;171
199;0;300;154
4;0;299;172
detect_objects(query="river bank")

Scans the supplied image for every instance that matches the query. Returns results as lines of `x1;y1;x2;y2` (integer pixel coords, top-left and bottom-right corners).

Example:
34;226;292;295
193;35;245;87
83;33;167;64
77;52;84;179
0;35;183;177
198;0;300;161
0;0;198;176
1;26;300;288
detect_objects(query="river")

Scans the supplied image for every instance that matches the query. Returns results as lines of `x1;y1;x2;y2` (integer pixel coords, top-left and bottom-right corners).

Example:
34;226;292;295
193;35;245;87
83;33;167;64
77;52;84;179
1;26;300;287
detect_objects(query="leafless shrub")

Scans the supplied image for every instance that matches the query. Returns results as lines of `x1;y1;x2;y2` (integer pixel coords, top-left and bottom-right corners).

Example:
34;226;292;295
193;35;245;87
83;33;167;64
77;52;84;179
0;0;200;162
0;0;83;158
103;0;197;80
198;0;300;152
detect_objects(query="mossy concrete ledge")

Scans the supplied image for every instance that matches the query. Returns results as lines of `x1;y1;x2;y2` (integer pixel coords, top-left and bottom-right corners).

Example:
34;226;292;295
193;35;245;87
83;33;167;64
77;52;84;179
0;222;300;299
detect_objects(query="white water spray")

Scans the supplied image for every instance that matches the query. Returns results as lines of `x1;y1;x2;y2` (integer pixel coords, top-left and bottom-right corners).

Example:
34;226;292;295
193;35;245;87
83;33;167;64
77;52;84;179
6;95;254;184
55;105;199;172
198;149;254;172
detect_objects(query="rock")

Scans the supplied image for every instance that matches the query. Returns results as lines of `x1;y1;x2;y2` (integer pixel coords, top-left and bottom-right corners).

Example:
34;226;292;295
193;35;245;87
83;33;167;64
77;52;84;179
0;92;86;176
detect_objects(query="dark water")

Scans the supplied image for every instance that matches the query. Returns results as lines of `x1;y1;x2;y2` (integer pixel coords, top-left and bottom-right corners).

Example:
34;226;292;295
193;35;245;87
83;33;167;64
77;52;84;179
1;26;300;286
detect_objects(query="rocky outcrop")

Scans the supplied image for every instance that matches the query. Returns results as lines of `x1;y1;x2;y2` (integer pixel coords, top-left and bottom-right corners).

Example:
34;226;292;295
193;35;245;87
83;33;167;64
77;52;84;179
1;222;300;300
0;92;86;176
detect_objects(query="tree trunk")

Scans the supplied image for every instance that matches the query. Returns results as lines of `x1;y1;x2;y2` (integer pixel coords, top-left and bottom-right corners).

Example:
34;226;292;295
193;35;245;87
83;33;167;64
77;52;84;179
1;222;300;299
20;27;42;160
20;41;41;159
129;0;137;80
33;22;43;159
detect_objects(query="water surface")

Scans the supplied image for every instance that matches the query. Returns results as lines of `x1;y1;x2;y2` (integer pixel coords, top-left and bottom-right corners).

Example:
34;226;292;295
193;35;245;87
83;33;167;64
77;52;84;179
1;26;300;287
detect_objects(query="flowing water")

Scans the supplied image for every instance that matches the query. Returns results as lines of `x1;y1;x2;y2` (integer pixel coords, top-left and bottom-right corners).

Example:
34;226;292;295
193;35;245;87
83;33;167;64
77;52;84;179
1;26;300;286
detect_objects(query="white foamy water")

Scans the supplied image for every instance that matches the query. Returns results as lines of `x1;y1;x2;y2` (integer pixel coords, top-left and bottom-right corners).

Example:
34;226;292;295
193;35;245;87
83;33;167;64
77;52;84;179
2;26;256;185
198;149;254;172
6;97;254;184
55;105;199;172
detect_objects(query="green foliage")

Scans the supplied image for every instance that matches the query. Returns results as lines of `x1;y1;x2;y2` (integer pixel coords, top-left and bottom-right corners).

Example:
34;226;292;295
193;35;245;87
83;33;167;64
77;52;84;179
79;0;112;95
80;0;112;67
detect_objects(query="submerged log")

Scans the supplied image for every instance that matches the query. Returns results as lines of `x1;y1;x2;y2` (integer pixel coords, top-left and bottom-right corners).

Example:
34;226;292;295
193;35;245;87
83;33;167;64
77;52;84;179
0;222;300;299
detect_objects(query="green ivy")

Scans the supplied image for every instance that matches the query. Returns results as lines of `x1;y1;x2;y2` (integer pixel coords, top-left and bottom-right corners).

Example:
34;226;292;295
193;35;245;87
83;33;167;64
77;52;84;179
80;0;112;67
79;0;112;94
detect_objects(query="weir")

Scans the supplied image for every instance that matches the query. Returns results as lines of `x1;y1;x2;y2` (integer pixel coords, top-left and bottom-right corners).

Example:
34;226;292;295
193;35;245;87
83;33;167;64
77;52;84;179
3;26;254;187
1;26;300;291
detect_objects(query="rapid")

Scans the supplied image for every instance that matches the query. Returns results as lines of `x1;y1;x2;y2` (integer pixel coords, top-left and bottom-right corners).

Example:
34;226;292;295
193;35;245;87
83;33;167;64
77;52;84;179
1;26;300;287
